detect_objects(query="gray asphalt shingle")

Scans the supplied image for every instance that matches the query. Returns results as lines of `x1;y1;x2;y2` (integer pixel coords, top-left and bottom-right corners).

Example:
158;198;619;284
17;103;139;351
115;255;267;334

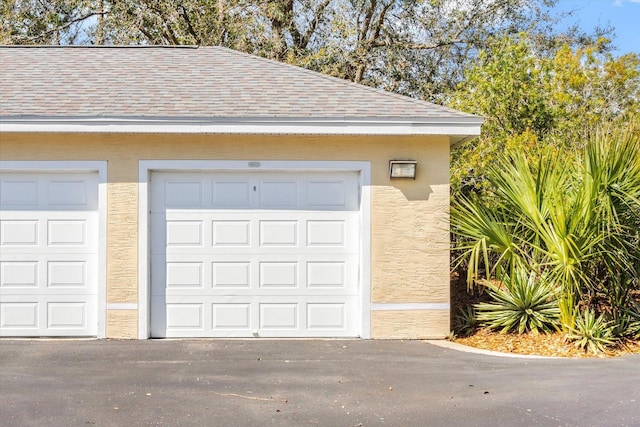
0;46;476;121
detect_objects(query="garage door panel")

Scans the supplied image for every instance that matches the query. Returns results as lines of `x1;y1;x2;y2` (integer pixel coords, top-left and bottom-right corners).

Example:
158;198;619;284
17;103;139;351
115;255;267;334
307;261;347;288
307;303;347;330
0;301;38;330
47;180;90;207
258;180;298;208
151;176;207;209
47;260;89;289
151;172;359;212
154;259;256;291
155;212;359;252
155;295;359;338
166;262;205;288
0;179;39;207
212;220;251;246
1;214;98;252
0;171;99;337
0;261;39;288
260;303;297;329
166;303;205;330
259;220;297;246
1;173;98;211
151;170;361;338
164;181;205;208
156;255;358;293
166;220;204;247
259;261;298;288
0;294;97;336
212;261;251;288
212;303;251;330
307;220;346;247
306;180;348;208
212;181;252;208
47;302;88;329
1;254;97;294
0;219;39;246
47;219;88;246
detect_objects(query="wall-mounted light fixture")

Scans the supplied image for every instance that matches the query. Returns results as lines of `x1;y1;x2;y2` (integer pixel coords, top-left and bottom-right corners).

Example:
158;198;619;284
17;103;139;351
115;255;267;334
389;160;417;179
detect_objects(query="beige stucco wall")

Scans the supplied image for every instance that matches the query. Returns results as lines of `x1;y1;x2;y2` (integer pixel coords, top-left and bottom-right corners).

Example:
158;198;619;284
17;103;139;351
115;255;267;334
0;132;451;339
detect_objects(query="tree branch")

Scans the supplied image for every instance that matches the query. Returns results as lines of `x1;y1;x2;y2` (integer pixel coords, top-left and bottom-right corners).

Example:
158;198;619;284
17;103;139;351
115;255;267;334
28;11;105;41
358;0;377;43
354;0;393;82
301;0;331;48
402;41;460;50
179;5;201;45
163;23;180;45
283;0;304;49
369;0;393;43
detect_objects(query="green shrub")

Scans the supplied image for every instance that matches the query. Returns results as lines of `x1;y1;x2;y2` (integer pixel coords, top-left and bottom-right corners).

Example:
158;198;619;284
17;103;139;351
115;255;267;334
623;302;640;339
475;270;560;334
454;306;478;336
567;309;615;354
452;122;640;336
609;303;640;339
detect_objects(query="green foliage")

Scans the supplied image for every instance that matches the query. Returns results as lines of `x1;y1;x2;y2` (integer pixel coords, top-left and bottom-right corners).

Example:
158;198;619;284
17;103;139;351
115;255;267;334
611;301;640;339
1;0;602;104
452;121;640;335
475;270;560;334
449;35;640;194
454;306;478;337
629;310;640;340
567;309;615;354
451;35;554;140
1;0;100;44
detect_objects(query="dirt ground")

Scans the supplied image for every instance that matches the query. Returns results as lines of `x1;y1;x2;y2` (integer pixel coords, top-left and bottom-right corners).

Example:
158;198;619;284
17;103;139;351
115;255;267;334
450;273;640;358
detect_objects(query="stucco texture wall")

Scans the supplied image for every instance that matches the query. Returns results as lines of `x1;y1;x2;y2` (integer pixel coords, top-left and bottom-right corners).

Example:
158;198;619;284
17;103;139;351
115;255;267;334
0;133;450;339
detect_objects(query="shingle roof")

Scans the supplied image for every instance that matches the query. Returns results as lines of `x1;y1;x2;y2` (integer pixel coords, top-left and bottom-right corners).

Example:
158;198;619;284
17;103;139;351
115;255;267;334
0;45;476;121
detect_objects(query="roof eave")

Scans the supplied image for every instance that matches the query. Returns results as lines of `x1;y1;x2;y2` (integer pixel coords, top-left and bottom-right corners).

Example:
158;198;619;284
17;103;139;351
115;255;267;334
0;116;482;145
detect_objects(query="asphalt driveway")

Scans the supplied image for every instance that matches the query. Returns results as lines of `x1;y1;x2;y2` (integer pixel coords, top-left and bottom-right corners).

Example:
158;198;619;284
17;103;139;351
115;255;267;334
1;339;638;427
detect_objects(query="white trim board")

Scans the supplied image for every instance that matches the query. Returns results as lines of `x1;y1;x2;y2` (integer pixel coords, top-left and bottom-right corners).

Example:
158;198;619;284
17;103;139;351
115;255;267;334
138;160;372;339
371;303;450;311
106;303;138;310
0;117;482;145
0;160;108;338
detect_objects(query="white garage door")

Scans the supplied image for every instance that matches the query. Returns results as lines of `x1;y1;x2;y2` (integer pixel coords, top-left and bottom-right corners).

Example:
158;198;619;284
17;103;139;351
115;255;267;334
150;171;361;337
0;172;99;336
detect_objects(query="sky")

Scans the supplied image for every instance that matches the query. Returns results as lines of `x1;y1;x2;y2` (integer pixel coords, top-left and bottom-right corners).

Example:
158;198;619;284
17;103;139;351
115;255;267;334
553;0;640;54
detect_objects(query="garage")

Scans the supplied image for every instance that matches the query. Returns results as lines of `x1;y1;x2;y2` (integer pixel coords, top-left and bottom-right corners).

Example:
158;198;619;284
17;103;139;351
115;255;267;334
3;46;483;339
149;169;363;337
0;169;101;337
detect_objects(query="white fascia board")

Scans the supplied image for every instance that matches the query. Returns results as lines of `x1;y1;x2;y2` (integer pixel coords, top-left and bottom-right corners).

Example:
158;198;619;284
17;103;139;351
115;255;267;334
0;116;482;140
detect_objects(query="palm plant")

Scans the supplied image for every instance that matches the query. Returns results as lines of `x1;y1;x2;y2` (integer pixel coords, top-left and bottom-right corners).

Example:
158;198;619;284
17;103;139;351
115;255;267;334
452;121;640;336
455;306;479;336
475;269;560;334
613;301;640;339
581;126;640;324
629;309;640;339
568;309;615;354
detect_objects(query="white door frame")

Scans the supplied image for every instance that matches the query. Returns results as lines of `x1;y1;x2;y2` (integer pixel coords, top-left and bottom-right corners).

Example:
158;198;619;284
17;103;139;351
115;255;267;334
0;160;108;338
138;160;371;339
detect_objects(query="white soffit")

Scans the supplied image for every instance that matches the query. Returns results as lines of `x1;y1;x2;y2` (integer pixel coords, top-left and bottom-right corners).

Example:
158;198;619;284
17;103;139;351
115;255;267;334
0;116;482;144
